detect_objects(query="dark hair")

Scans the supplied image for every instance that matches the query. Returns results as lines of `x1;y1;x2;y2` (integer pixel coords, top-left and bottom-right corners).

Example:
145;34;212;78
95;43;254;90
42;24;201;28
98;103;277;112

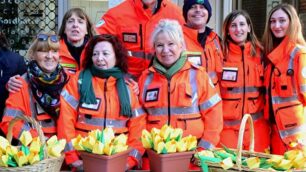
82;34;128;72
222;10;263;57
58;8;96;39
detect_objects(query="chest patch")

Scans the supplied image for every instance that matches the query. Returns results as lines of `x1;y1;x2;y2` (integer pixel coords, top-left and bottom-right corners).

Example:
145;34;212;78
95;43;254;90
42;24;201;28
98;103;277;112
222;67;238;82
122;33;137;43
80;98;101;111
145;88;159;102
187;54;202;66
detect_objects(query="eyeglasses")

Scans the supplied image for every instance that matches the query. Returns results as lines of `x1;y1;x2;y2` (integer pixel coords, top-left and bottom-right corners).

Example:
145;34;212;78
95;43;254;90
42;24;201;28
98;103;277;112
37;34;59;43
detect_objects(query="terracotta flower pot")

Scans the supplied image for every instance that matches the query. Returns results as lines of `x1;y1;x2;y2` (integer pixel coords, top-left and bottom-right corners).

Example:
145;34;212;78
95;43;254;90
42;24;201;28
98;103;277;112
79;148;131;172
147;149;194;172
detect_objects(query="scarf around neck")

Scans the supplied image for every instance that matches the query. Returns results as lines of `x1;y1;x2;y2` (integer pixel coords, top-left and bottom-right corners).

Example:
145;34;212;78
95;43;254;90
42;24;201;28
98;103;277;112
78;66;132;117
152;52;187;79
27;61;68;118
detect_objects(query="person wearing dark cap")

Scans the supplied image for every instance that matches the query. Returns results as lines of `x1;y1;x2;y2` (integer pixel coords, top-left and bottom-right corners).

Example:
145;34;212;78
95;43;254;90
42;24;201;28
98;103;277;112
0;24;26;122
182;0;223;91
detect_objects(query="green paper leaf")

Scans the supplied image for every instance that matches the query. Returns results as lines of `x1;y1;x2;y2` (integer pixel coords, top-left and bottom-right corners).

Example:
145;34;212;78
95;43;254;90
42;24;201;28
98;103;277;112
7;155;17;167
21;145;30;156
165;134;171;143
83;146;92;153
161;147;167;154
39;146;44;160
175;134;182;142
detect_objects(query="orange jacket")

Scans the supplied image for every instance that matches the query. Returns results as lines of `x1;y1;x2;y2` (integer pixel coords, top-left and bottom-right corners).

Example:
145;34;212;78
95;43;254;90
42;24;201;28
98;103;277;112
138;54;223;149
183;25;223;89
1;74;56;139
95;0;185;79
58;72;146;167
59;39;86;75
264;37;306;146
220;42;265;127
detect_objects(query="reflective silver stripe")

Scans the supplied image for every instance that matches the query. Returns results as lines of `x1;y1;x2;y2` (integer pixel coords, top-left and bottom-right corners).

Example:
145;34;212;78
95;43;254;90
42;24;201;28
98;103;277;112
224;111;263;126
189;68;198;105
64;141;74;152
78;114;128;128
61;89;79;110
272;94;298;104
40;119;56;128
127;50;154;60
129;148;142;168
213;39;221;51
4;108;23;118
146;105;200;116
288;47;300;70
132;108;146;118
225;86;260;94
279;124;306;139
208;71;217;79
142;72;154;102
199;94;221;111
198;139;214;149
300;85;306;92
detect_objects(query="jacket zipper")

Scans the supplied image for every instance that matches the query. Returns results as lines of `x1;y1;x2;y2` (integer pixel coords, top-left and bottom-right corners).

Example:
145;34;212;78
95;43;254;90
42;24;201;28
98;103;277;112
103;78;108;128
241;46;246;118
167;78;171;125
204;50;209;72
139;24;143;50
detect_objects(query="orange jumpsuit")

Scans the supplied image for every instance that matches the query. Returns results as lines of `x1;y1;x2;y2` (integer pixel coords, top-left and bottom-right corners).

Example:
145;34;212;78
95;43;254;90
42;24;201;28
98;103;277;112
1;74;56;139
58;72;146;168
183;25;223;90
96;0;185;79
59;39;86;75
264;37;306;154
138;55;223;149
219;41;270;152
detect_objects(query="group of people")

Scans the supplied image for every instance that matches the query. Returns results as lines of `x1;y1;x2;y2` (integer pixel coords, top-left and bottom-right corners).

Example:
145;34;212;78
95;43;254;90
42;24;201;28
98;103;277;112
0;0;305;171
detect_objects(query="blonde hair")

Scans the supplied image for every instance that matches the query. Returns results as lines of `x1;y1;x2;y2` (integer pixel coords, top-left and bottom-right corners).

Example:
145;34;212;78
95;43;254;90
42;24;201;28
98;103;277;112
151;19;185;50
26;31;60;61
222;10;263;58
262;3;306;56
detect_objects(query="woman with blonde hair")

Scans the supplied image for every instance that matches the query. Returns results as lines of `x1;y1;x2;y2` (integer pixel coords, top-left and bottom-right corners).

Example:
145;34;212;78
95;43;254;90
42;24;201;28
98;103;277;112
262;3;306;154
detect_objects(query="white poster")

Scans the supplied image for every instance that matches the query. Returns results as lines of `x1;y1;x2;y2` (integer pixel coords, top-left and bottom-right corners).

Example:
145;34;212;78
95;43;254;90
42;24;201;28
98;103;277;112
109;0;124;9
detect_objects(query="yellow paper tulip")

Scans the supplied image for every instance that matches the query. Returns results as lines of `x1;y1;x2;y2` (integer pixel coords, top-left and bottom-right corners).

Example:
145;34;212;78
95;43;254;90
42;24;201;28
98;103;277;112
170;128;183;140
28;152;40;165
15;151;28;167
176;140;187;152
220;157;234;170
6;145;18;156
160;125;173;142
197;150;215;158
92;141;104;155
153;135;163;151
246;157;260;169
48;141;65;157
150;128;160;138
141;129;153;149
267;155;284;164
72;135;84;151
0;136;9;154
284;149;300;160
113;134;127;145
165;140;177;153
19;130;32;146
88;129;101;140
104;143;114;156
182;135;197;151
0;155;8;167
276;159;293;170
114;144;128;154
103;127;115;144
156;142;166;154
30;137;41;153
292;152;306;169
82;135;96;151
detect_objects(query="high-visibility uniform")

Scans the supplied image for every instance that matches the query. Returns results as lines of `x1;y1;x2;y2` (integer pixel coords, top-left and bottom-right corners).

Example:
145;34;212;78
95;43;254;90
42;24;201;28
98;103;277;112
183;25;223;90
95;0;185;79
58;72;146;167
59;39;86;75
264;37;306;154
0;74;57;139
138;55;223;149
219;42;270;152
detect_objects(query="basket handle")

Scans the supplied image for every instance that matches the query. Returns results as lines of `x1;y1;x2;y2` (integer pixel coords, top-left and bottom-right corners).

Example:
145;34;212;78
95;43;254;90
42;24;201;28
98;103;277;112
236;114;254;170
7;115;48;159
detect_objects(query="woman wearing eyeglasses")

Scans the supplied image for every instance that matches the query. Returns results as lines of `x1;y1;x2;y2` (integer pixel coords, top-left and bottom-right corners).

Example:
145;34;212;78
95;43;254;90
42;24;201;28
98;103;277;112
57;34;146;170
0;32;69;140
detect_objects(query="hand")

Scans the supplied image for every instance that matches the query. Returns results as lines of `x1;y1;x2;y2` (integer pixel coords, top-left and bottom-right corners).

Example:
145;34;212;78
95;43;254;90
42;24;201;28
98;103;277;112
71;160;83;172
125;78;139;95
7;75;23;93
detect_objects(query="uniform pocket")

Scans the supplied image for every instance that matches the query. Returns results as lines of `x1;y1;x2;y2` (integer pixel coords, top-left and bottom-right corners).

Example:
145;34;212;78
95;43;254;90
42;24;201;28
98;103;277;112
222;98;242;120
275;103;304;130
173;83;193;107
274;75;294;97
176;115;203;138
247;63;264;87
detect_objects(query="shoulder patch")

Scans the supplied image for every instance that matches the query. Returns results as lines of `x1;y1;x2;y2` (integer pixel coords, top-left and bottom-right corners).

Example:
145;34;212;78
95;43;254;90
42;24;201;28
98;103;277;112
96;19;105;27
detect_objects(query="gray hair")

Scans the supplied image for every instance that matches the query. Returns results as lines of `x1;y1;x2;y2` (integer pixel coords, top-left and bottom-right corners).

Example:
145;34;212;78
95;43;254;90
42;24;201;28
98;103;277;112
151;19;185;50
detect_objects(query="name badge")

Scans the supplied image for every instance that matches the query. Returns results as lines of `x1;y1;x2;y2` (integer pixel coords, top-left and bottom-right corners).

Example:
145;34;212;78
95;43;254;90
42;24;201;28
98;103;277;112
187;55;202;66
222;67;238;82
35;103;45;115
80;98;101;111
122;33;137;43
145;88;159;102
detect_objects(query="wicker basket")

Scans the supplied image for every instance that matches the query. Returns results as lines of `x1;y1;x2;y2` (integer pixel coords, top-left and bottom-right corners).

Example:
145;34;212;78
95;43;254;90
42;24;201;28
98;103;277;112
0;115;64;172
198;114;274;172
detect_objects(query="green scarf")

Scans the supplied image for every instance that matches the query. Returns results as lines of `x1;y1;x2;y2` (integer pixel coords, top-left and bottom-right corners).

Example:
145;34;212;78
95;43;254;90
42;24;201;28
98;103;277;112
78;66;132;117
153;52;187;79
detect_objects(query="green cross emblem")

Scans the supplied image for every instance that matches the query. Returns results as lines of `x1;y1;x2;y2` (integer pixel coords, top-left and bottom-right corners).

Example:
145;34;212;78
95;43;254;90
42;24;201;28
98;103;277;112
196;0;204;3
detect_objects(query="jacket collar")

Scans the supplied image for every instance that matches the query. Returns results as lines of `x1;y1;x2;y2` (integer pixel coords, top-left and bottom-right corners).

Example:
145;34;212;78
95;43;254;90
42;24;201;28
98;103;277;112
267;37;295;65
133;0;168;19
228;41;252;54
